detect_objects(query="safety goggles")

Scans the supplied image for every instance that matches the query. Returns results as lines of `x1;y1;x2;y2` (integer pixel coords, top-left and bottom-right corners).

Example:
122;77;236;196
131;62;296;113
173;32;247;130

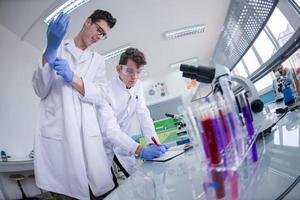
120;65;143;76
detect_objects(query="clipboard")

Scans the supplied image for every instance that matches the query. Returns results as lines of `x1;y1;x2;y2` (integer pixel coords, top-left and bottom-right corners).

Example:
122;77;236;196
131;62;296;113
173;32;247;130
146;144;193;162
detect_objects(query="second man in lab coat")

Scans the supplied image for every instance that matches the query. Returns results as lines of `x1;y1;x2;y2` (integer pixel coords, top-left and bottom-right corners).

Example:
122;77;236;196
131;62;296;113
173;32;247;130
104;48;166;182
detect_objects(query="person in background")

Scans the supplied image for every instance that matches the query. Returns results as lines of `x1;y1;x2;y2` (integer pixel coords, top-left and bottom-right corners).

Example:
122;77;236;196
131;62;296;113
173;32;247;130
272;70;284;102
289;66;300;96
278;66;295;106
296;66;300;95
102;48;168;187
296;66;300;80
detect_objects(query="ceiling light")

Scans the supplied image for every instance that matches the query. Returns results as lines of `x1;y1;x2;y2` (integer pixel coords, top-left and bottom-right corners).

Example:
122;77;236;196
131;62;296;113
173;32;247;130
163;24;205;39
44;0;90;24
169;57;199;69
103;44;131;61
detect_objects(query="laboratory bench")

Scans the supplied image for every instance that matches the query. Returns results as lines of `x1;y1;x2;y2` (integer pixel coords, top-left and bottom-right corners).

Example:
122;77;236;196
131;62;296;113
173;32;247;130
105;107;300;200
0;158;33;173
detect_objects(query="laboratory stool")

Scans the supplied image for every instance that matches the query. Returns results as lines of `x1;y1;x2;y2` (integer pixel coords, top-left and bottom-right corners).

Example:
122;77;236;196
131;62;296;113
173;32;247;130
9;174;39;200
9;174;27;199
28;174;46;199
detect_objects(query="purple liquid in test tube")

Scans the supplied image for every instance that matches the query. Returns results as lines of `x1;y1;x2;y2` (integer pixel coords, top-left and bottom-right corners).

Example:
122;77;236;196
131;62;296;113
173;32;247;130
225;112;239;155
212;118;225;152
212;117;229;171
238;94;258;162
241;105;258;162
227;112;236;140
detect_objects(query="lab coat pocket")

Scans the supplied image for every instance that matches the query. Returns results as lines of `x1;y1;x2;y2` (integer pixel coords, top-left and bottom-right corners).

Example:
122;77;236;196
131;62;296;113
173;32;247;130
40;107;63;140
82;104;101;137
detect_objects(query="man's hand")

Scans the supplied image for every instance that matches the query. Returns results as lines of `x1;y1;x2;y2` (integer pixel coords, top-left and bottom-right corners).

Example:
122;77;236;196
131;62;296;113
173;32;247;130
53;57;73;83
139;145;166;159
43;12;70;66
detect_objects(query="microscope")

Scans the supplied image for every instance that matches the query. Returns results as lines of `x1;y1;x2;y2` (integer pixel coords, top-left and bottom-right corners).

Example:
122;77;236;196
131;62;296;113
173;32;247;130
180;63;274;132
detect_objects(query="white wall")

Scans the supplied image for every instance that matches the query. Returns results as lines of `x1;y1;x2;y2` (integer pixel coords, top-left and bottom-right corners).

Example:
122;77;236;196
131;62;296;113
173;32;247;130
0;24;41;199
0;24;40;158
142;70;192;105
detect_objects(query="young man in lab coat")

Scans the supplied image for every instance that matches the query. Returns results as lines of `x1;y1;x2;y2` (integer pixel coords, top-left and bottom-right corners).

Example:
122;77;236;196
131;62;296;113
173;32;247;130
104;48;166;184
32;11;165;200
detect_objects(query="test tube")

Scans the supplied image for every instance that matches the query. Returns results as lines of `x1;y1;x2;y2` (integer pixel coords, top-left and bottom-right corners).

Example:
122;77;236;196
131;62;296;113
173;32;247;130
198;122;210;159
199;103;221;165
215;93;232;146
199;101;225;199
193;103;210;159
215;94;240;199
237;94;258;162
229;170;239;200
215;93;240;162
209;97;228;171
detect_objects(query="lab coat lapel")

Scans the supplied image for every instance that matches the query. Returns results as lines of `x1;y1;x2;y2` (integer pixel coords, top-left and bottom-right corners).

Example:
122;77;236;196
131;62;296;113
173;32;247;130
114;77;134;121
115;77;139;99
65;39;91;64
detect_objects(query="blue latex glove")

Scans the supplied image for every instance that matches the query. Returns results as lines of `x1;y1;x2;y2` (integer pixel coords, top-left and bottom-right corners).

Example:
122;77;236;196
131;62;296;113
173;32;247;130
140;145;165;159
160;144;171;152
44;12;70;66
53;57;73;82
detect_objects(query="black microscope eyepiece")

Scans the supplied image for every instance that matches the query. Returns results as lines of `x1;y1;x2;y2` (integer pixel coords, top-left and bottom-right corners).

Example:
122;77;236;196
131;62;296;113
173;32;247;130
180;64;215;83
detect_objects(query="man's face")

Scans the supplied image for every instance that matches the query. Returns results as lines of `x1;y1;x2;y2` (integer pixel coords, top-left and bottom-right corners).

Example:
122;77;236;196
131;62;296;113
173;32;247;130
117;59;143;88
83;19;110;46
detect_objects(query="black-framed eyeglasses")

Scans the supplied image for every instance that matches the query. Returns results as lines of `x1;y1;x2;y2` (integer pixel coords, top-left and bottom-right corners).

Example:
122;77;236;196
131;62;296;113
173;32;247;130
94;23;107;40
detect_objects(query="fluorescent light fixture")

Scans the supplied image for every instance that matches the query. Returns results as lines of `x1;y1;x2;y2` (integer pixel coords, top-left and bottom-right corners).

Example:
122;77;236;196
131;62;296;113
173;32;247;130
44;0;90;24
169;57;199;69
103;44;131;61
163;24;205;39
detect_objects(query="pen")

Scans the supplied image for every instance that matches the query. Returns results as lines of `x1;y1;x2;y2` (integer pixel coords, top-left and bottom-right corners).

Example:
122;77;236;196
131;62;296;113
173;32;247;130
151;137;159;146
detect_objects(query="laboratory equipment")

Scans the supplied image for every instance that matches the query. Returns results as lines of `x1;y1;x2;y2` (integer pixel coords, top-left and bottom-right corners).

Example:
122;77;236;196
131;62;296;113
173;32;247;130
180;64;269;199
191;93;265;200
1;151;8;162
180;63;274;132
273;71;284;102
236;94;258;162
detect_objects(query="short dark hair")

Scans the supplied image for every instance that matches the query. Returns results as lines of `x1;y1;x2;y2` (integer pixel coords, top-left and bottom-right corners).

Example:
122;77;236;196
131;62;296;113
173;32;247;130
88;9;116;28
119;48;147;68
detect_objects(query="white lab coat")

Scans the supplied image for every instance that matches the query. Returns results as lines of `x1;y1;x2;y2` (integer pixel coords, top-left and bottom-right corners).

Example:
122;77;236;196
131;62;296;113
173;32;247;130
104;77;160;174
32;39;114;199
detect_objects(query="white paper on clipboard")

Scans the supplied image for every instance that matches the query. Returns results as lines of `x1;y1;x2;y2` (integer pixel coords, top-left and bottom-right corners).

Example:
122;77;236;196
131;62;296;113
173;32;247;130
146;144;193;162
149;150;185;162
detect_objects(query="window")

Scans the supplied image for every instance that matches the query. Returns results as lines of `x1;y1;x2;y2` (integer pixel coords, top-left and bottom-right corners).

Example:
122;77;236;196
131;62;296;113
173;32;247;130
253;30;276;62
254;72;274;92
243;48;261;74
266;8;294;47
289;0;300;14
294;0;300;6
233;61;248;77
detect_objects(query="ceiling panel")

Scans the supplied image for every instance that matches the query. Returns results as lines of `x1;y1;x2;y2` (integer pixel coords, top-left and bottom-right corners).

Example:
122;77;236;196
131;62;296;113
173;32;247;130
0;0;230;79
